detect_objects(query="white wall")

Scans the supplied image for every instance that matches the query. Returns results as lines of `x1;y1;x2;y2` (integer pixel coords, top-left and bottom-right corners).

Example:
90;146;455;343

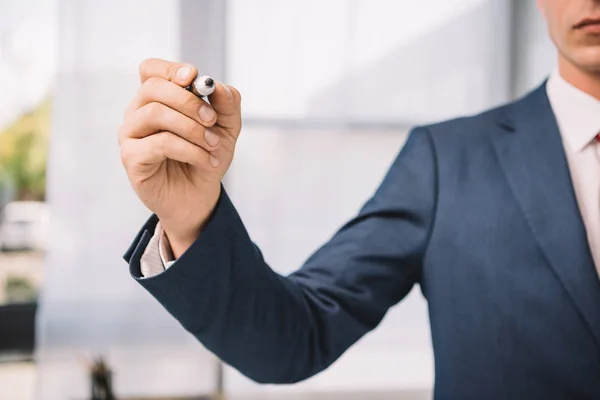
0;0;56;130
228;0;512;125
511;0;556;97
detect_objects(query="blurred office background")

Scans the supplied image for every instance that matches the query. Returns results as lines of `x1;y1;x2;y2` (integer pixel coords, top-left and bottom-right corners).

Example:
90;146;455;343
0;0;554;399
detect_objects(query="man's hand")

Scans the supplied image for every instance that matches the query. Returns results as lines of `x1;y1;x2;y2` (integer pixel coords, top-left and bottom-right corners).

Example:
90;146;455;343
119;58;242;257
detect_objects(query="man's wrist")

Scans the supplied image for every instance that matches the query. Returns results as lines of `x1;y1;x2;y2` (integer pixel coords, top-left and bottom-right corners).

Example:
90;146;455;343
157;186;221;258
163;232;196;259
160;213;208;258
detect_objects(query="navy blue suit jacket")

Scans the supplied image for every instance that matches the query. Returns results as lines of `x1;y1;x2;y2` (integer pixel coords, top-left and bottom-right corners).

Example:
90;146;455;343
125;83;600;399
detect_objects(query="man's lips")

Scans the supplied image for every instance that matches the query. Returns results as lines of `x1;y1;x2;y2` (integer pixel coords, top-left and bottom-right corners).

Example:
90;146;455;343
574;17;600;30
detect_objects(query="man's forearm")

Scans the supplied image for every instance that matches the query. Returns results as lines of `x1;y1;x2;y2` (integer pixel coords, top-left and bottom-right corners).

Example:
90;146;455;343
128;190;332;383
127;129;433;385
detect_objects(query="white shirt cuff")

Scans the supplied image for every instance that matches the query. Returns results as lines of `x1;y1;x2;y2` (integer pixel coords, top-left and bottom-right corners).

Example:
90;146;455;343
139;222;176;277
157;223;176;268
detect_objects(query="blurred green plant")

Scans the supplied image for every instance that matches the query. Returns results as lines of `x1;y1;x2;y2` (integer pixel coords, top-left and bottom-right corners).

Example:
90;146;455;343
0;97;51;201
5;275;38;303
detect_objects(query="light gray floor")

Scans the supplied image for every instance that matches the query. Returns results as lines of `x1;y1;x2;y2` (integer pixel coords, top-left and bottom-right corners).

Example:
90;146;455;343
231;390;431;400
0;361;432;400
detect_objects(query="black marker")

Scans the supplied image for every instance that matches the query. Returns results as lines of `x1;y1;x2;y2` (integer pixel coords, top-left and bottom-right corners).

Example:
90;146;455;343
185;74;216;98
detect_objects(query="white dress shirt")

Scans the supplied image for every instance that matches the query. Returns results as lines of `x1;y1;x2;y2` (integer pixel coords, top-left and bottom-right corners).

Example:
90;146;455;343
140;71;600;278
139;223;175;277
547;71;600;277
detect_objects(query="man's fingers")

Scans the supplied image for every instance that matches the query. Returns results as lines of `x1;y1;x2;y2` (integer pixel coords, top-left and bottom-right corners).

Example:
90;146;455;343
121;132;217;169
207;82;242;134
139;58;197;86
119;103;221;153
125;78;217;127
133;58;241;140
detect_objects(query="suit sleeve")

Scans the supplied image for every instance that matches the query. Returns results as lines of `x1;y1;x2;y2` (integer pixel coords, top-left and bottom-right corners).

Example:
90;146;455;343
125;127;438;384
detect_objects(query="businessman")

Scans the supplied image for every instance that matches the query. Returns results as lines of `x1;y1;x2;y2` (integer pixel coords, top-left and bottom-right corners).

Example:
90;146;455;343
119;0;600;398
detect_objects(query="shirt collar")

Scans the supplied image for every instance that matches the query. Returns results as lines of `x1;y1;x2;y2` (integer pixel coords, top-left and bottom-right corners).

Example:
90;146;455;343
546;71;600;153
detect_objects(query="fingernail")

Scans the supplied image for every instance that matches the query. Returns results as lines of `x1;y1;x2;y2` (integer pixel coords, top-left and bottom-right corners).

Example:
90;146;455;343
177;66;192;81
209;155;220;168
199;106;216;122
205;130;220;147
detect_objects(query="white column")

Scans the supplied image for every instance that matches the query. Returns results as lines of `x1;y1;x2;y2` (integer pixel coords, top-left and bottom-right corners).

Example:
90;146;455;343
36;1;219;398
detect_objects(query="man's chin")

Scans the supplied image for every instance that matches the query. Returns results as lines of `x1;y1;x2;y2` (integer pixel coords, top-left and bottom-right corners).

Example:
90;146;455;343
571;47;600;73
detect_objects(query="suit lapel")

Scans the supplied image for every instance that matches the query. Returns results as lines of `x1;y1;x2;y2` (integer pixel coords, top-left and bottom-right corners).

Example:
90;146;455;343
492;83;600;346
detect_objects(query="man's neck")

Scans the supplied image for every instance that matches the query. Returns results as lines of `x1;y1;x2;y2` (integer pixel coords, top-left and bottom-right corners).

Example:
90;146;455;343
559;57;600;100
